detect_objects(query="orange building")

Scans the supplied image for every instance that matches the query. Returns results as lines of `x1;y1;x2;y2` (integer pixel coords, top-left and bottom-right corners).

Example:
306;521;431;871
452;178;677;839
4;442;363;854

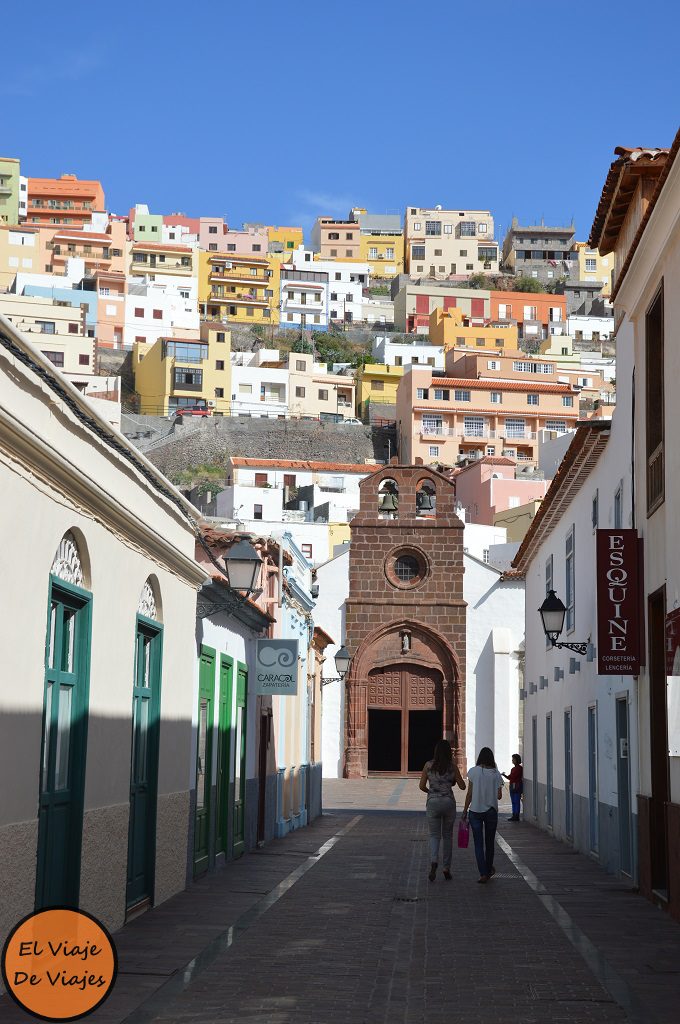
26;174;105;227
490;290;566;341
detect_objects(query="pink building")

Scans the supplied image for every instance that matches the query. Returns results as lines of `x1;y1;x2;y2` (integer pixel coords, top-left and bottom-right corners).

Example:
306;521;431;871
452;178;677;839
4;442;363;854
199;217;228;251
451;456;550;525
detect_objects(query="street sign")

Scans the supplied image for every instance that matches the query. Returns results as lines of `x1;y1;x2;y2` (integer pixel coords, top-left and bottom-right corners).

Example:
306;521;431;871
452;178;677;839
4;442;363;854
253;640;299;695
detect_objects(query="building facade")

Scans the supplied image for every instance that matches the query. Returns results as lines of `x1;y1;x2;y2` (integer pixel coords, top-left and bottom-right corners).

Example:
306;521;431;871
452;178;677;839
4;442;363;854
404;207;498;279
26;174;105;227
344;462;466;777
501;219;579;284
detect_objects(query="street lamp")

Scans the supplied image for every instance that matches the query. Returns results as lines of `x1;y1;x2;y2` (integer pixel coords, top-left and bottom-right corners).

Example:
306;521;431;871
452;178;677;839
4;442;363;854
334;645;351;678
538;589;589;656
224;539;261;594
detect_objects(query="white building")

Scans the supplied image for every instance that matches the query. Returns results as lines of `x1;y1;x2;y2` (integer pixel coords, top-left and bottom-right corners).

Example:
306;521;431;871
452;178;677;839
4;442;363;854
372;335;445;369
279;259;329;331
567;313;614;344
289;248;370;325
124;280;199;349
229;350;288;417
0;311;206;950
315;547;349;777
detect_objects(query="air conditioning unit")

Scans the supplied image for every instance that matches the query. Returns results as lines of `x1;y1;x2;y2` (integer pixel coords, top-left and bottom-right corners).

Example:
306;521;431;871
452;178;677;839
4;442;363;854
207;400;216;407
224;261;232;269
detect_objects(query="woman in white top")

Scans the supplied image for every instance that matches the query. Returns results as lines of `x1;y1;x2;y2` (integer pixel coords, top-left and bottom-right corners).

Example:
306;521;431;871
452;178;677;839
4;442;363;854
462;747;504;883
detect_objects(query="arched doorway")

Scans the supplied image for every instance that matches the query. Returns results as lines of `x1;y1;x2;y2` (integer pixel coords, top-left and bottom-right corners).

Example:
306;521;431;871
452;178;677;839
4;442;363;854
367;664;443;774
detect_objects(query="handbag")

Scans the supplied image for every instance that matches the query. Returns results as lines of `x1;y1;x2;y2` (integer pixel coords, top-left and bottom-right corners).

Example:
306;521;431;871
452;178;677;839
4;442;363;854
457;818;470;849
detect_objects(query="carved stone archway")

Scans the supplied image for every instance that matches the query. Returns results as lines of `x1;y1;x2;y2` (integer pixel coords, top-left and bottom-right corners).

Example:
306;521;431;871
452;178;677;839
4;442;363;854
344;618;461;778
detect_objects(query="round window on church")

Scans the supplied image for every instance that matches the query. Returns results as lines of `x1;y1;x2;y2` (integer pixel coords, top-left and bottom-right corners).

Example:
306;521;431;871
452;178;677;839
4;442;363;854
386;547;428;589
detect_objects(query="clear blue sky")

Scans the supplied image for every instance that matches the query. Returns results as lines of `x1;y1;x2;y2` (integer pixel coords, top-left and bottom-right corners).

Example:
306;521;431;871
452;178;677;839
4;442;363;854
3;0;678;243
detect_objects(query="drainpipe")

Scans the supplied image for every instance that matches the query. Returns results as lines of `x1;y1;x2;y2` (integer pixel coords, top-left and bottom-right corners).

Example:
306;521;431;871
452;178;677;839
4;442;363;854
278;535;284;609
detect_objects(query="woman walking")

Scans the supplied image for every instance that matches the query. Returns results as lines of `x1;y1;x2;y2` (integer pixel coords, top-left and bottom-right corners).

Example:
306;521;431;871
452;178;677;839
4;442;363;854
419;739;466;881
462;747;504;883
502;754;523;821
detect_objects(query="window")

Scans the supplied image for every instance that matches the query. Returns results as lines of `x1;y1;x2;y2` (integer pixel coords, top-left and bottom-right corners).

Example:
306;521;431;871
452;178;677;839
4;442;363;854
562;395;574;407
523;305;538;320
255;473;268;487
646;283;664;512
215;387;224;398
429;445;440;457
345;250;352;257
422;415;442;435
227;244;236;252
330;292;338;301
295;386;305;398
490;391;502;404
371;380;385;391
135;336;146;344
565;525;575;632
425;221;442;236
592;490;599;530
411;245;426;260
460;221;476;236
42;350;64;367
487;360;499;370
478;222;487;233
318;389;328;401
295;359;306;371
68;323;79;334
614;483;623;528
134;307;144;318
216;360;225;371
505;418;526;438
513;361;532;372
216;332;225;342
454;389;471;402
464;416;485;436
239;384;253;394
394;554;420;581
369;247;378;259
301;544;313;560
284;474;296;487
413;221;421;230
486;446;495;456
527;393;539;406
416;388;429;400
508;496;521;508
545;420;567;433
174;367;203;388
433;388;450;401
443;224;453;234
254;504;263;520
252;244;261;252
78;354;89;365
585;258;597;272
335;273;342;281
386;248;394;259
208;225;218;234
209;243;217;251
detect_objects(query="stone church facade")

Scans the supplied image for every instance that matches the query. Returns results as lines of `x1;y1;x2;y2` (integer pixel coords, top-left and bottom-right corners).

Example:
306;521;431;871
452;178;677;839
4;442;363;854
344;461;466;778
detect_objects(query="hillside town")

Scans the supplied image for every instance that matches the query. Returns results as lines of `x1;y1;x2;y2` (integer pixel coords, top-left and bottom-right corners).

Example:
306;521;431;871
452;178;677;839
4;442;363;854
2;124;680;1023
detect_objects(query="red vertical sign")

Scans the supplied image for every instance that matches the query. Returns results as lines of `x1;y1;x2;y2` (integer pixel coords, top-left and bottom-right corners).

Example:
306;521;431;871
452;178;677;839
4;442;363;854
596;530;641;675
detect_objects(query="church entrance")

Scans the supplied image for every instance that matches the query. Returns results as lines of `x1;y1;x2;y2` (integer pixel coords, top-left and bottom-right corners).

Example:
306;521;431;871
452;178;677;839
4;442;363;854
366;665;443;775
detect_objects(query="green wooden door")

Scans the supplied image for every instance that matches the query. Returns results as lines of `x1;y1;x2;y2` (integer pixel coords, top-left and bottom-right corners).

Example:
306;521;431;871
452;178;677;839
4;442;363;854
36;579;92;909
216;656;234;855
232;663;248;858
126;617;162;909
194;647;215;876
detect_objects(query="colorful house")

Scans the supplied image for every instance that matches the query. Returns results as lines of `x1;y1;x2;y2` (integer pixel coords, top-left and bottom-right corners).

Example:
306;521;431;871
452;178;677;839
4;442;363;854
26;174;105;227
429;306;519;352
356;363;403;421
200;251;278;325
132;326;232;416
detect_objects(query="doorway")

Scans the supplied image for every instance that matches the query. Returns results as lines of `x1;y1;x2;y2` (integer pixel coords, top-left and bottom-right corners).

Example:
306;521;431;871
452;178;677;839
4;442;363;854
366;664;443;775
616;696;632;876
368;710;401;771
216;655;234;857
648;588;669;895
126;618;162;910
408;711;442;771
194;647;215;877
588;705;599;855
564;709;573;840
36;581;92;910
232;663;247;858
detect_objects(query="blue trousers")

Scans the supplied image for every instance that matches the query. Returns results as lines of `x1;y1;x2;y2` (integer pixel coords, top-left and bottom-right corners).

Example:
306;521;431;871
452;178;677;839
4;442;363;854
510;789;522;817
469;807;498;877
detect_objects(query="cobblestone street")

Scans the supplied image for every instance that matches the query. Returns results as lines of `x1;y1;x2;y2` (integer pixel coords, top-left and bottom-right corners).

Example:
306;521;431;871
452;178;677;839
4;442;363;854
5;781;680;1024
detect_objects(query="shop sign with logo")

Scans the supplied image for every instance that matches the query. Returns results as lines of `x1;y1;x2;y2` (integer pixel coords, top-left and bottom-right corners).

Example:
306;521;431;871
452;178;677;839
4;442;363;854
596;530;641;675
253;639;299;695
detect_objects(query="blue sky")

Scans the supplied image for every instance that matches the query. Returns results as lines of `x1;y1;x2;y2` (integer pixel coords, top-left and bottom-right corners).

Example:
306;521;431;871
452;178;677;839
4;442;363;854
3;0;678;243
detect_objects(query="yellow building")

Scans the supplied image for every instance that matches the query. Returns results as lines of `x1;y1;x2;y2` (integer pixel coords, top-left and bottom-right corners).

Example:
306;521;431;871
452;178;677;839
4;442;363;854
199;251;279;325
358;231;404;279
356;363;403;421
268;225;304;255
574;241;615;297
494;499;544;543
429;306;519;352
539;333;580;366
328;522;351;552
133;324;232;416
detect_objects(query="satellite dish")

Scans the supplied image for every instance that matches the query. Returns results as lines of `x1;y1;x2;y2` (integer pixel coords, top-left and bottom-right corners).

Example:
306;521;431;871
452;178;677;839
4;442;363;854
435;204;442;211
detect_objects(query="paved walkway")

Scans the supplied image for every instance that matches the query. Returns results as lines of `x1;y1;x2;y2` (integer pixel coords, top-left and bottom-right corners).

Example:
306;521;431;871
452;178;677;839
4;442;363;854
4;781;680;1023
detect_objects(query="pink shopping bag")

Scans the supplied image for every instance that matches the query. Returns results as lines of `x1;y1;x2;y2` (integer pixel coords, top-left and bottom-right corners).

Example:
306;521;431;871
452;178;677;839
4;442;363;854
457;818;470;849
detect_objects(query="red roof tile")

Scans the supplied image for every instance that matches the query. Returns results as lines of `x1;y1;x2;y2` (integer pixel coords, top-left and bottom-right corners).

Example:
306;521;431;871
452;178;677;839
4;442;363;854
132;241;193;253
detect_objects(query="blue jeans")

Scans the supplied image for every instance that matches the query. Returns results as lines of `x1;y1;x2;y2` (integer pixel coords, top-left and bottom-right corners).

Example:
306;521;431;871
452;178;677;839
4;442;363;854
510;789;522;818
469;807;498;877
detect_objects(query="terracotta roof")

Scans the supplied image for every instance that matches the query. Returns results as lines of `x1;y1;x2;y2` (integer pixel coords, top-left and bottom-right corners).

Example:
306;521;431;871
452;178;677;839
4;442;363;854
230;457;380;473
132;241;193;253
208;574;275;621
313;625;335;647
456;456;517;469
589;145;672;255
419;378;574;393
210;252;269;264
510;421;611;575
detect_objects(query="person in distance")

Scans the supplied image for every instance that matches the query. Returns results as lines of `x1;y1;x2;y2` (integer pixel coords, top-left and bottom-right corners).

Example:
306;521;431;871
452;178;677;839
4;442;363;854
502;754;523;821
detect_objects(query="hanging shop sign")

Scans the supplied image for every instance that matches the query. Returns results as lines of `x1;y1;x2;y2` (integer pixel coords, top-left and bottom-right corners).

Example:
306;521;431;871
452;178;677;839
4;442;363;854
596;530;641;675
253;639;299;695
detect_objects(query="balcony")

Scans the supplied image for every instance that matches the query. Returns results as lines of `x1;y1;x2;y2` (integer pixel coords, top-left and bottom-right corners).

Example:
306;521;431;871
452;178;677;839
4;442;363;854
209;290;268;307
419;424;455;437
0;183;12;195
504;431;537;441
131;259;192;274
210;271;269;286
283;297;323;310
172;379;203;393
457;428;497;440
